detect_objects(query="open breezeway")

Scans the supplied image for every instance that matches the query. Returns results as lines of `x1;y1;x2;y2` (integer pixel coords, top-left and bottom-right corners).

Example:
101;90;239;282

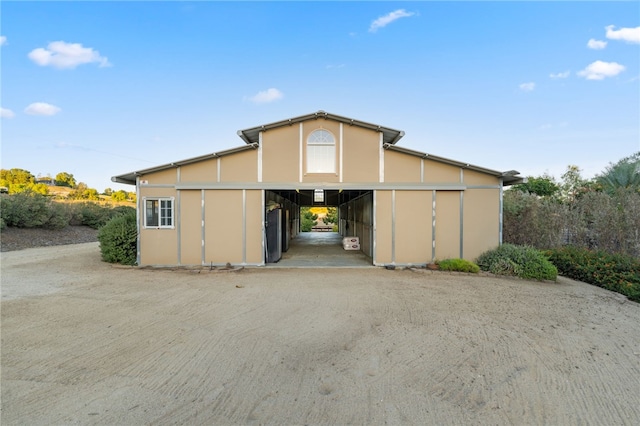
272;232;372;268
2;243;639;425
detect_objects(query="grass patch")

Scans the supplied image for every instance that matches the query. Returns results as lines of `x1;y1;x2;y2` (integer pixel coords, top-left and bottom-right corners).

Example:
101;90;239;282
437;258;480;273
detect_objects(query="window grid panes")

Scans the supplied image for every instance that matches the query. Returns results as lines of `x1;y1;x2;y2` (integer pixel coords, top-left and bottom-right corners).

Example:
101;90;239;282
307;129;336;173
144;198;174;228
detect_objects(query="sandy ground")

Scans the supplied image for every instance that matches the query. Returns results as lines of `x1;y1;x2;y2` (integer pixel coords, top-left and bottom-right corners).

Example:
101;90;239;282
1;244;640;425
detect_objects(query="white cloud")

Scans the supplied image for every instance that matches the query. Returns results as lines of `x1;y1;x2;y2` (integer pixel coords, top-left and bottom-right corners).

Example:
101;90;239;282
519;82;535;92
578;60;626;80
369;9;415;33
246;88;284;104
24;102;61;116
549;70;570;79
0;36;7;46
587;39;607;50
28;41;111;69
605;25;640;44
1;107;15;118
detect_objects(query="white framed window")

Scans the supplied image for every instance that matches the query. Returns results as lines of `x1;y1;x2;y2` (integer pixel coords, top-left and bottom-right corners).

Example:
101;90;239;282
144;197;174;228
307;129;336;173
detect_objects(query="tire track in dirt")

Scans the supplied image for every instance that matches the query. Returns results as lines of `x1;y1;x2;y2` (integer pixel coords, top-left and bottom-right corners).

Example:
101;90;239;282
2;247;640;425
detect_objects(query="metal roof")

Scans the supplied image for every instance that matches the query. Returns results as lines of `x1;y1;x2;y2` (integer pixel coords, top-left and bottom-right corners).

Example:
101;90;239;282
237;110;405;145
112;111;522;186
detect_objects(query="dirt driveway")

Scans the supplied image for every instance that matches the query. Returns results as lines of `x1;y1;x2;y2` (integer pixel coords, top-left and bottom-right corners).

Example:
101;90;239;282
2;243;639;425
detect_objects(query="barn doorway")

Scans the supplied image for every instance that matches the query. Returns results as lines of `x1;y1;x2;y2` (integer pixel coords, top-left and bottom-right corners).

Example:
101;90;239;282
265;189;374;267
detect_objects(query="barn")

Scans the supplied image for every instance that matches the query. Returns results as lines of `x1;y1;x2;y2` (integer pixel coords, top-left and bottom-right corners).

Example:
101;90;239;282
112;111;523;267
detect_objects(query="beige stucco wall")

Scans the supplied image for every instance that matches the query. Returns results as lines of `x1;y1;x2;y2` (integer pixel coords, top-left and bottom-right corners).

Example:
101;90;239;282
262;126;299;183
374;190;393;264
220;150;258;182
141;168;177;185
394;191;431;264
342;125;379;182
435;191;461;260
139;187;178;265
179;190;202;265
245;190;264;264
463;169;500;186
180;159;218;183
384;151;422;183
204;190;243;264
463;189;500;260
424;159;461;183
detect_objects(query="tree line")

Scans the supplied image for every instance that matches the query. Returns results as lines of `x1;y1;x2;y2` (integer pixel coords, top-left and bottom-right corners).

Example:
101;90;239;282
504;152;640;258
0;168;135;202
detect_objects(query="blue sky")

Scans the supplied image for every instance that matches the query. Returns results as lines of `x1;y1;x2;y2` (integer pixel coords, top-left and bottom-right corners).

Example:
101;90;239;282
1;1;639;191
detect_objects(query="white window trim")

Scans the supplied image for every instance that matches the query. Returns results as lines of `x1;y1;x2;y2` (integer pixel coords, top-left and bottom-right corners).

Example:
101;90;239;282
306;129;336;174
143;197;175;229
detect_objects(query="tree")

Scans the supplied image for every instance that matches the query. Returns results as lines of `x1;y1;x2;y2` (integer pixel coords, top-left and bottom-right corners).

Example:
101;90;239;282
68;182;99;200
111;190;128;201
512;175;559;197
300;207;318;232
324;207;338;224
1;168;35;187
560;165;589;202
103;188;113;196
55;172;77;188
596;152;640;195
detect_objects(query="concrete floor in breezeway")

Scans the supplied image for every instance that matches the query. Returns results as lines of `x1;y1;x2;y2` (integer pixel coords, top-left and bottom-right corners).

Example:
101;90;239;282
270;232;373;268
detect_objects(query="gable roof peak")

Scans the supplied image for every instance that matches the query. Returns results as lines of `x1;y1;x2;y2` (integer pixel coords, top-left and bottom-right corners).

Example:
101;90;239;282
237;111;405;145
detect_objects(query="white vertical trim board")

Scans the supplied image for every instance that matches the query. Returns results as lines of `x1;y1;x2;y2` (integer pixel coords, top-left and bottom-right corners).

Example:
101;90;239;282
499;178;504;245
299;123;304;182
176;190;181;265
459;191;464;259
372;190;377;265
136;176;141;265
217;158;221;182
432;190;436;262
339;123;344;183
257;132;263;183
379;132;384;183
261;190;266;265
391;190;396;264
201;190;206;265
242;189;247;264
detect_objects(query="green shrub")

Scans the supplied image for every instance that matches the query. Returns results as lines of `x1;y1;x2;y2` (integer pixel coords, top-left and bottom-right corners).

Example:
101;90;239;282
547;246;640;302
78;202;114;229
97;211;137;265
45;202;72;230
0;192;69;229
437;258;480;273
68;202;135;229
476;244;558;281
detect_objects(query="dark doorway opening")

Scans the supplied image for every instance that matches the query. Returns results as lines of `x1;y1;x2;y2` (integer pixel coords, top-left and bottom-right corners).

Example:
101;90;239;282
265;189;374;266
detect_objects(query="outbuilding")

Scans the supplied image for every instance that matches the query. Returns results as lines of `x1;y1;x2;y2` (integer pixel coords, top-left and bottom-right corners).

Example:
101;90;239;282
112;111;523;267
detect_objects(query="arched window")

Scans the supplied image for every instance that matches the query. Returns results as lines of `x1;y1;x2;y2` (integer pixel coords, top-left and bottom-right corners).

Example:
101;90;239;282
307;129;335;173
